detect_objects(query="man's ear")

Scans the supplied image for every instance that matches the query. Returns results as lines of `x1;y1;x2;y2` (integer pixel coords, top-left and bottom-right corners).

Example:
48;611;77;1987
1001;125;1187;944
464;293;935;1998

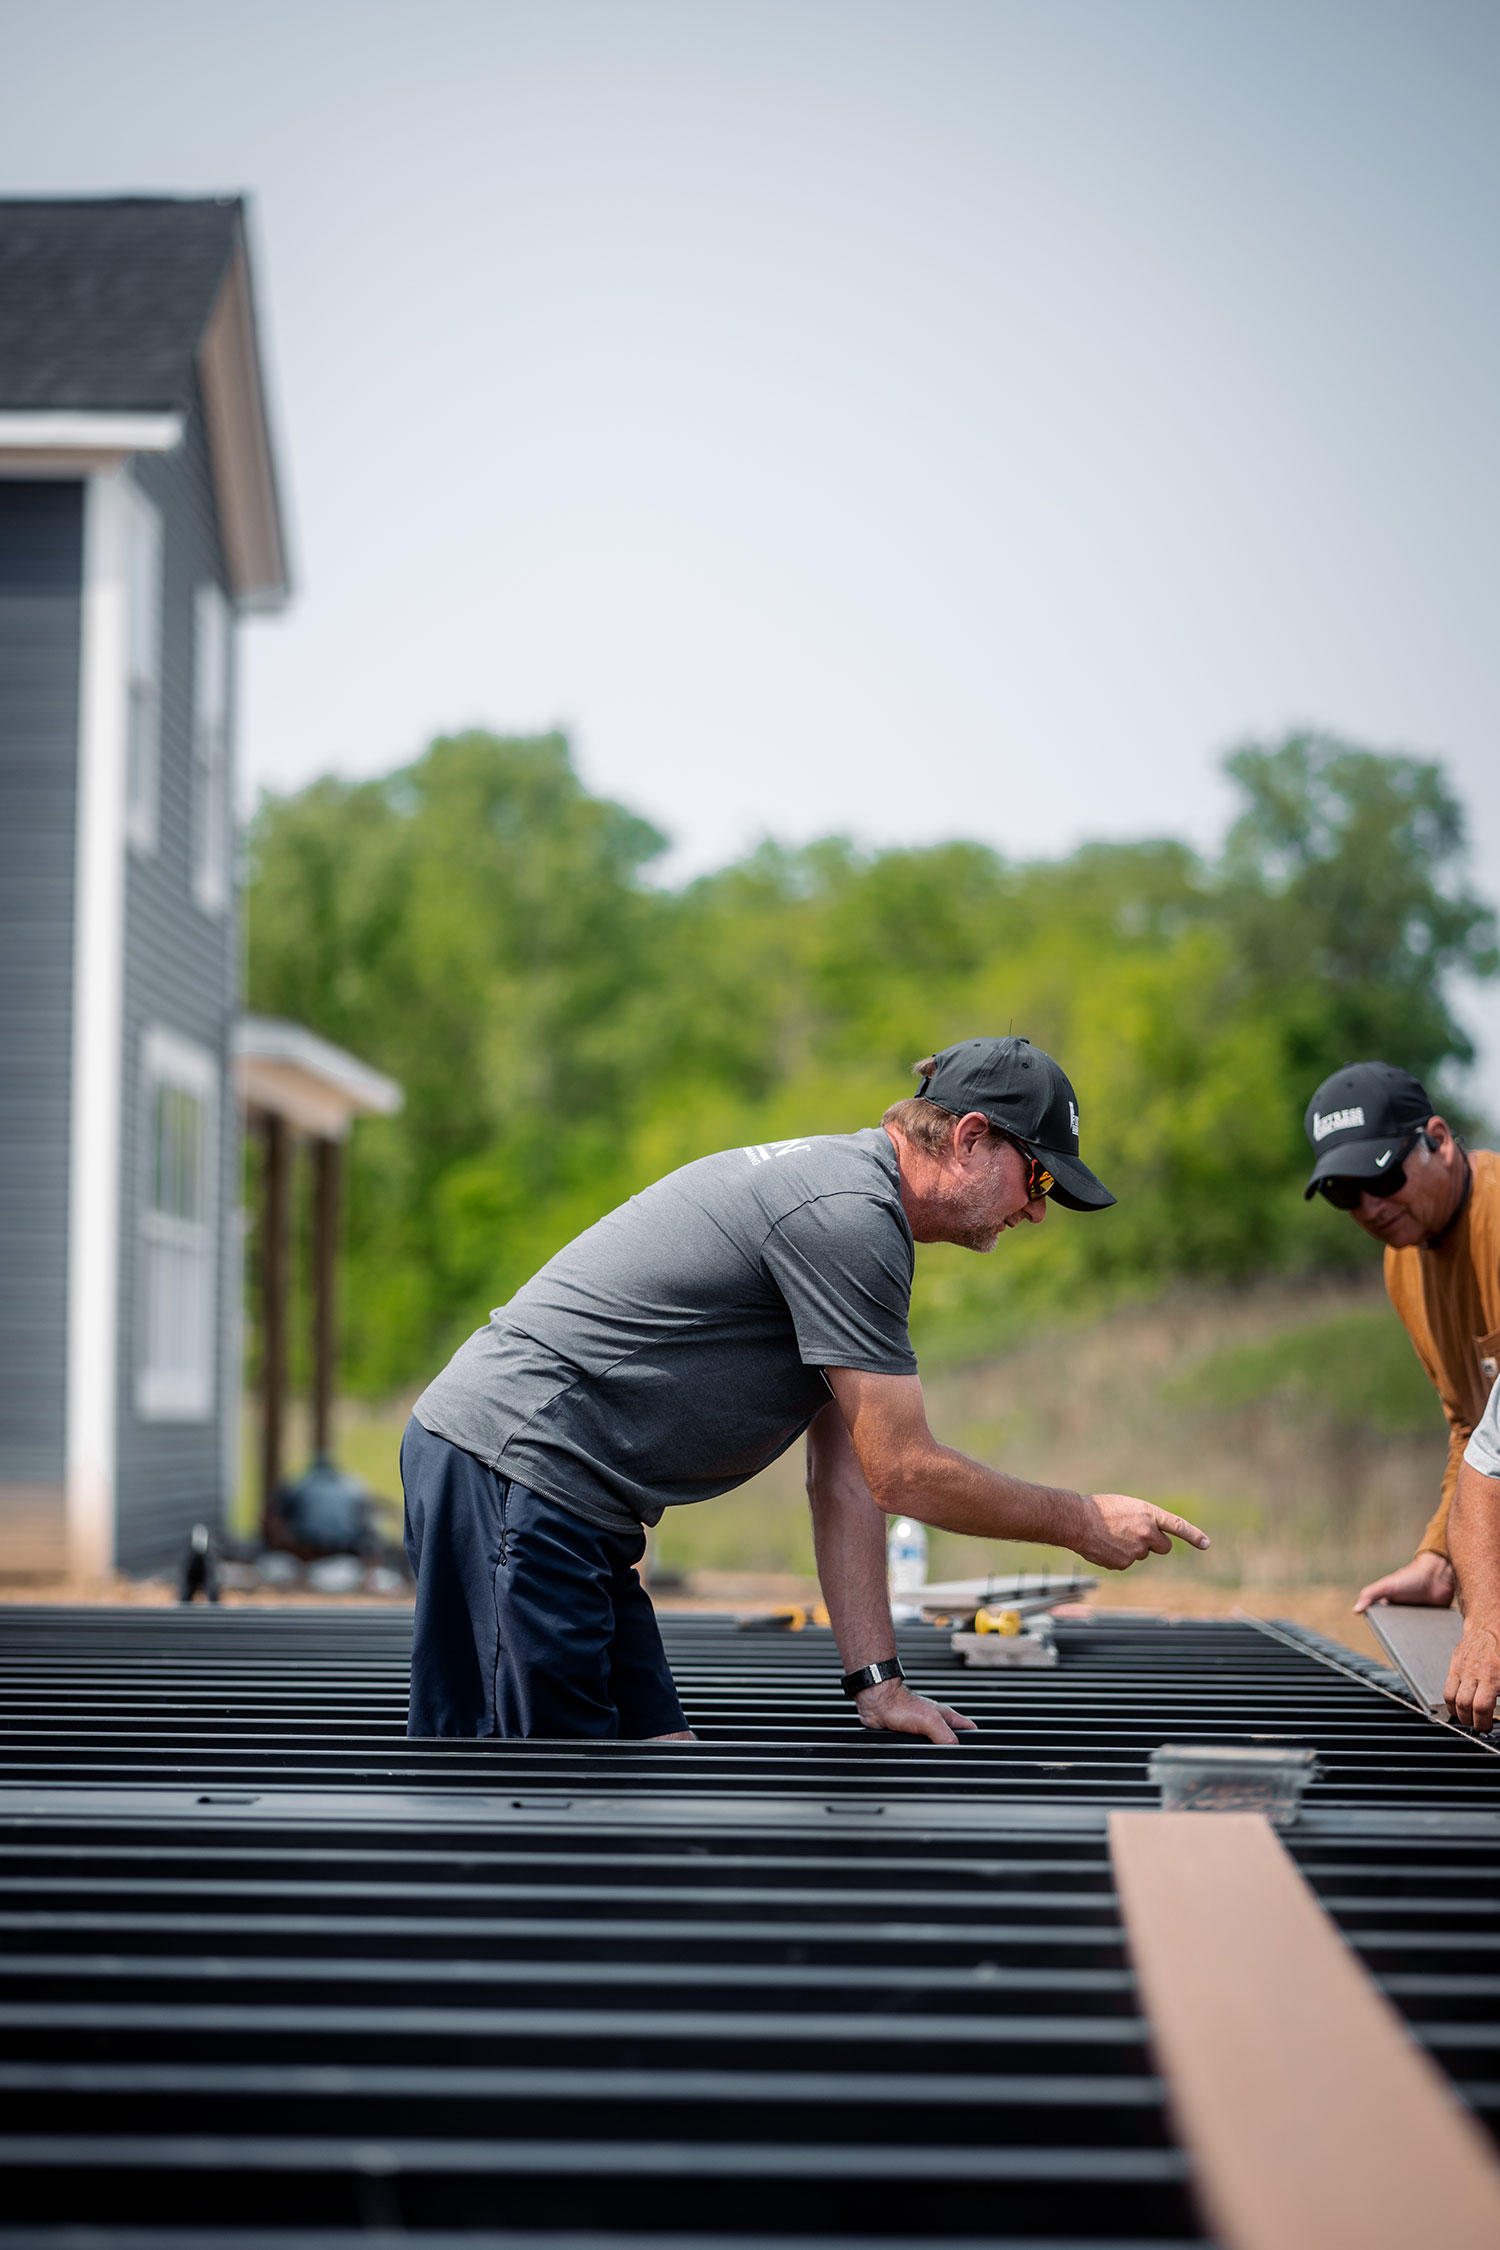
951;1111;994;1162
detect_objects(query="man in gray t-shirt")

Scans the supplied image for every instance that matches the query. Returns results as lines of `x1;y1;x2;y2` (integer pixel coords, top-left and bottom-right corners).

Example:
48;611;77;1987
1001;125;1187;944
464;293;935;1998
414;1126;919;1532
403;1036;1210;1742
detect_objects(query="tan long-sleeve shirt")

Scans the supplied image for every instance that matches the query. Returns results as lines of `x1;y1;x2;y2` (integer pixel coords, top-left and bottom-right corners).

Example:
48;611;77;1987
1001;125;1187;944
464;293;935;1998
1384;1147;1500;1557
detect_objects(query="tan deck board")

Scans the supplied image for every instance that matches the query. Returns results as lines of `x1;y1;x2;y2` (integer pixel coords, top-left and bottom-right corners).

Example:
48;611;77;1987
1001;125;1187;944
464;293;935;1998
1110;1808;1500;2250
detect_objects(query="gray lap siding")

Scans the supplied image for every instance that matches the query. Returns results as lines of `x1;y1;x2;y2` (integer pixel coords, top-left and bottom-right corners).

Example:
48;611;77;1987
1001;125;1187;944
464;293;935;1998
0;482;83;1532
114;409;239;1573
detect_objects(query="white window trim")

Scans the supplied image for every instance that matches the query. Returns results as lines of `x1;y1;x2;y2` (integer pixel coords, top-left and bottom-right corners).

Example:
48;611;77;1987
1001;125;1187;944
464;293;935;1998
136;1026;219;1423
122;478;163;858
191;583;232;916
67;473;134;1575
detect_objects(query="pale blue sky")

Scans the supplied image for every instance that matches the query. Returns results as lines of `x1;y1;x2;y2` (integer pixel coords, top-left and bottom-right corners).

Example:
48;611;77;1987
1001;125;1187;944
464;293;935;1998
5;0;1498;1100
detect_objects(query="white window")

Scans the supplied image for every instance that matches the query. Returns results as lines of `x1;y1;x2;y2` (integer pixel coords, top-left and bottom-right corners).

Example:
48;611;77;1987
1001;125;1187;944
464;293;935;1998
192;584;231;914
137;1028;217;1421
122;486;163;855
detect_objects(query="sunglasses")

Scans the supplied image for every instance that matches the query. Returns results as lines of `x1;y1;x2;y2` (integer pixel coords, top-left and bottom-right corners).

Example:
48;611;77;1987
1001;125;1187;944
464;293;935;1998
1005;1141;1054;1201
1316;1134;1420;1210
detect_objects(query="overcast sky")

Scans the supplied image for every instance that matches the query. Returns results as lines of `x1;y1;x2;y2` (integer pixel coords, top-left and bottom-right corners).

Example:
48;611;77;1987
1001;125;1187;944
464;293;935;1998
5;0;1499;1101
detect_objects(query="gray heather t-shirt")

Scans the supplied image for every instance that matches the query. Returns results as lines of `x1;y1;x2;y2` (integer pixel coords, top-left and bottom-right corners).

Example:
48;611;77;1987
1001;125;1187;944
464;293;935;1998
412;1127;917;1531
1465;1375;1500;1482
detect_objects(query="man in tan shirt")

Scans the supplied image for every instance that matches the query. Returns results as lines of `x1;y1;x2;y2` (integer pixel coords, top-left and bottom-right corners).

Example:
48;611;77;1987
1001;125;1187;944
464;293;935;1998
1302;1060;1500;1614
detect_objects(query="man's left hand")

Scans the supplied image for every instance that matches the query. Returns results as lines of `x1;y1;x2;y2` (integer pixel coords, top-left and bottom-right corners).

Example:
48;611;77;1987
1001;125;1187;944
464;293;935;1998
1445;1617;1500;1733
1354;1548;1454;1613
855;1676;977;1744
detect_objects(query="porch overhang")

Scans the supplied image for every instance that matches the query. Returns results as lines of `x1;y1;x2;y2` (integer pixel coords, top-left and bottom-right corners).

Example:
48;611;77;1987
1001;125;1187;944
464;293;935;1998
233;1017;403;1142
0;411;185;473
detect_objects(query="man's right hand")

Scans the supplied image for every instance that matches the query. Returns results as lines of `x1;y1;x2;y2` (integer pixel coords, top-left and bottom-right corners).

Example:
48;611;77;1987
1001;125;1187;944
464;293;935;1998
1071;1493;1211;1570
1445;1616;1500;1733
1353;1549;1455;1614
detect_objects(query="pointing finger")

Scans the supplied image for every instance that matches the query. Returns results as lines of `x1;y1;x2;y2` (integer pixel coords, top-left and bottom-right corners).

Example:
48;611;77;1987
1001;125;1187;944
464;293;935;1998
1155;1509;1211;1550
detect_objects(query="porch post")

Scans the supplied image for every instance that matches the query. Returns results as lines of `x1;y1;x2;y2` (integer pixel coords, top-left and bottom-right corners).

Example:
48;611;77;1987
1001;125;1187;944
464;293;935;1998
259;1110;289;1537
311;1135;341;1461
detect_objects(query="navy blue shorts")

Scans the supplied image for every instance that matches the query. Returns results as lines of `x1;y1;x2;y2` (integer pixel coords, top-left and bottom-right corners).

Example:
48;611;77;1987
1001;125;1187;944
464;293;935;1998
400;1416;689;1740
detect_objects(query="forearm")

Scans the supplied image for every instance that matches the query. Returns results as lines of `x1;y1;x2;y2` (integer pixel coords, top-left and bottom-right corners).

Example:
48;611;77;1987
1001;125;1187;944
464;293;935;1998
805;1407;898;1674
804;1401;978;1745
828;1368;1087;1544
823;1367;1208;1572
1450;1462;1500;1628
855;1430;1090;1545
878;1440;1089;1547
1444;1462;1500;1730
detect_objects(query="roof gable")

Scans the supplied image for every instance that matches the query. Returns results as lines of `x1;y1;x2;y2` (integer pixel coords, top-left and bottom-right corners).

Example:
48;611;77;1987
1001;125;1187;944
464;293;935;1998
0;198;239;411
0;197;290;610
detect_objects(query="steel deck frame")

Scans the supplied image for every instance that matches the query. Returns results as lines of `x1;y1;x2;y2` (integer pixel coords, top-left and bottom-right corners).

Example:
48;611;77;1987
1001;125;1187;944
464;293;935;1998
0;1606;1497;2248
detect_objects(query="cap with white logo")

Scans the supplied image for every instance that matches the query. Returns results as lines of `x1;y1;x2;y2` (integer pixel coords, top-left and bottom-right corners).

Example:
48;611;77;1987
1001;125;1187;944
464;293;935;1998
1302;1060;1433;1201
916;1036;1116;1211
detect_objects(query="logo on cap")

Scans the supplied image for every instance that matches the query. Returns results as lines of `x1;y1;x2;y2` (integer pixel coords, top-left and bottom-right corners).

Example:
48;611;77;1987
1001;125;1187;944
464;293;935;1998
1313;1105;1365;1141
1068;1100;1079;1137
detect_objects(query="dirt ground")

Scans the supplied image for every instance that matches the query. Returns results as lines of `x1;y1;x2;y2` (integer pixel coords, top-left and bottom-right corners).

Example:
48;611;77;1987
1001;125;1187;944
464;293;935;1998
0;1574;412;1609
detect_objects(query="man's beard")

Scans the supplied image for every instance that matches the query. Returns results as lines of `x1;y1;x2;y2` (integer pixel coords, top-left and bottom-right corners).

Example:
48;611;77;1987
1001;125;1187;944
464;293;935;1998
948;1167;1009;1251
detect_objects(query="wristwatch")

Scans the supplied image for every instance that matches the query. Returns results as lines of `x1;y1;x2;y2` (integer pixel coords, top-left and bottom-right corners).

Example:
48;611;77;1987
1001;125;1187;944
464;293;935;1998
840;1657;904;1697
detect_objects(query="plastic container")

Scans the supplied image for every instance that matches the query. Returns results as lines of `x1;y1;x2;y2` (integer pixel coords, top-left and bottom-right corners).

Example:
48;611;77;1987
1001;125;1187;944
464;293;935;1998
1147;1742;1322;1825
887;1517;928;1622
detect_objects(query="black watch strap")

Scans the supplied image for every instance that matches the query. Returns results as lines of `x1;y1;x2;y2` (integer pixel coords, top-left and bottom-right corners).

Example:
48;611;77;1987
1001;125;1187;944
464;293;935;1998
841;1657;904;1697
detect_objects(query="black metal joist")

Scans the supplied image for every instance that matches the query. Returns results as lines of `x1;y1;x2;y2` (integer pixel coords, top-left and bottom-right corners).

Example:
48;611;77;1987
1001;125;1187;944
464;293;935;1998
0;1605;1496;2248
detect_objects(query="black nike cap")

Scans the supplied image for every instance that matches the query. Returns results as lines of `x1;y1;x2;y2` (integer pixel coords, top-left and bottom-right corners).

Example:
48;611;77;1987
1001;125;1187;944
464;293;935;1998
1302;1060;1434;1201
917;1036;1117;1212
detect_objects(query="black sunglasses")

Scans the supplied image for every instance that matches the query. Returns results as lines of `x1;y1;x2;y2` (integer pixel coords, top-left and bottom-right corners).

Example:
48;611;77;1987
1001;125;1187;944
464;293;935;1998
1316;1133;1422;1210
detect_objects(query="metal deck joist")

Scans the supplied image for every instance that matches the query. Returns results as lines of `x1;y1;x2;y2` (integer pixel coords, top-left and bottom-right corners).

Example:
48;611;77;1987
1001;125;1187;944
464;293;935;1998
0;1605;1497;2247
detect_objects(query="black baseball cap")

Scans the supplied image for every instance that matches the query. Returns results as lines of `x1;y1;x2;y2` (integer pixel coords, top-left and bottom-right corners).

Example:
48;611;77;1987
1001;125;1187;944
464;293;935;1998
1302;1060;1434;1201
917;1036;1116;1211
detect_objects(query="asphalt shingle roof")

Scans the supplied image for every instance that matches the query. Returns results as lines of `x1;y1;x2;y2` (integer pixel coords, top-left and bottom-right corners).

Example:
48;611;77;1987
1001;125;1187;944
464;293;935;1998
0;197;243;412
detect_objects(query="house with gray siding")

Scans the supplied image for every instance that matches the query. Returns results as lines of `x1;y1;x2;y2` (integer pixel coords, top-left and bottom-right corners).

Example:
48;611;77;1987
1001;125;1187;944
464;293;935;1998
0;198;290;1575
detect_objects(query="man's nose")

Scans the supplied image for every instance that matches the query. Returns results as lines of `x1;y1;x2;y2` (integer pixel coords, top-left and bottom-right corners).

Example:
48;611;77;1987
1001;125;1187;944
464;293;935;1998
1024;1198;1047;1225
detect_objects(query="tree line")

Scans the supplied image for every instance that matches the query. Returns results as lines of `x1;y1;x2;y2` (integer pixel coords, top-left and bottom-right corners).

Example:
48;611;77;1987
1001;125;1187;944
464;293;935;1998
245;730;1497;1396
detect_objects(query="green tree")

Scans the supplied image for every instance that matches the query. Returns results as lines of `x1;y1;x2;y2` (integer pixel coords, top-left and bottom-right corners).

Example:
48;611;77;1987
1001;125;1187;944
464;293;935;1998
246;731;669;1388
1220;732;1497;1082
244;726;1496;1394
